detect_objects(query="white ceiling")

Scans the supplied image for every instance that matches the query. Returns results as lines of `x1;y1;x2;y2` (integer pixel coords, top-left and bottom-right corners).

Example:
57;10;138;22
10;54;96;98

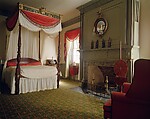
0;0;91;22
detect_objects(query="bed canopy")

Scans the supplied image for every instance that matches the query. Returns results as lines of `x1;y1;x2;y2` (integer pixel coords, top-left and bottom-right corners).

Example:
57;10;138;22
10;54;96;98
6;3;62;94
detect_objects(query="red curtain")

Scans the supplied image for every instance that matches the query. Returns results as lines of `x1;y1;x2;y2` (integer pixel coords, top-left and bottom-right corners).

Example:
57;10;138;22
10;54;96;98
65;28;80;41
6;9;19;31
6;9;60;31
64;28;80;61
21;10;60;27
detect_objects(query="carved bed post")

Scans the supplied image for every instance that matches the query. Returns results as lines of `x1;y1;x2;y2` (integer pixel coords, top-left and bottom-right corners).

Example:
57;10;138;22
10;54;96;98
57;31;61;88
39;31;41;61
15;24;21;95
57;15;61;88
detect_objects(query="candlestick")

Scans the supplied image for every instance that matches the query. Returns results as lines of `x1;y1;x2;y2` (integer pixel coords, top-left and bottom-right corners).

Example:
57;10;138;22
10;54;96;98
120;41;122;59
82;62;84;80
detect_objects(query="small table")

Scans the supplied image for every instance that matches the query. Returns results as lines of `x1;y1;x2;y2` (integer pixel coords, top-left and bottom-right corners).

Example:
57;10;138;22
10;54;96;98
69;65;79;80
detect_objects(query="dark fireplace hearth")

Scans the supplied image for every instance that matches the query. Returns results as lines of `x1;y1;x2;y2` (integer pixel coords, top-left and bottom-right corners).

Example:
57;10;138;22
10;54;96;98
98;66;116;87
82;62;117;95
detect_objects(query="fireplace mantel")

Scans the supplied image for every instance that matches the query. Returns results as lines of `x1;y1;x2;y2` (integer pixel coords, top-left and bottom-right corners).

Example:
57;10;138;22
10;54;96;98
78;45;132;53
78;0;139;83
84;60;116;67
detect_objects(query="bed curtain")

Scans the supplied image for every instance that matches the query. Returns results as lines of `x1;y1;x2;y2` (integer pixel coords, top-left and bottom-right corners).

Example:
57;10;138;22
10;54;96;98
6;8;62;63
6;9;62;33
5;4;62;94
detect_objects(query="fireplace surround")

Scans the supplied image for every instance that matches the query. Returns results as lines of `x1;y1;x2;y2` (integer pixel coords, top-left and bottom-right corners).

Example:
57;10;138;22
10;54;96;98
82;60;117;94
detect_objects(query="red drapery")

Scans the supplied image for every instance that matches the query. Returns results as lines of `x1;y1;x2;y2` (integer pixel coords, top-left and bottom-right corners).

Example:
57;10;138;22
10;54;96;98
64;28;80;61
6;9;19;31
21;10;60;27
6;9;60;31
65;28;80;41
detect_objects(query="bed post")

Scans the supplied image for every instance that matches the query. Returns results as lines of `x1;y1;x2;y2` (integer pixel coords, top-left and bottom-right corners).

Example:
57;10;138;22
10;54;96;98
15;24;21;95
57;31;61;88
39;31;41;61
57;15;61;88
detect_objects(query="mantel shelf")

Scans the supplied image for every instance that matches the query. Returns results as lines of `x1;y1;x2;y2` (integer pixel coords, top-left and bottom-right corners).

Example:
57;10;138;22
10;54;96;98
78;45;140;52
78;46;134;52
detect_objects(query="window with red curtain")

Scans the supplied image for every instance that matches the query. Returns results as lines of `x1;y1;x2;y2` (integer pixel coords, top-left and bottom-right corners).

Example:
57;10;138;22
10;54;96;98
64;28;80;62
64;28;80;79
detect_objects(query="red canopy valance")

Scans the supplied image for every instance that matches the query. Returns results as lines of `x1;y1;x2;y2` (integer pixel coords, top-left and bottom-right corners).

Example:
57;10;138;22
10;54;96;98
6;3;61;32
21;10;60;27
6;10;60;31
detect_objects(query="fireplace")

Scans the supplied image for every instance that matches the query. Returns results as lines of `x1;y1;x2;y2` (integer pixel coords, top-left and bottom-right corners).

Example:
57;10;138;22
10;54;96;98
98;66;116;87
82;60;117;94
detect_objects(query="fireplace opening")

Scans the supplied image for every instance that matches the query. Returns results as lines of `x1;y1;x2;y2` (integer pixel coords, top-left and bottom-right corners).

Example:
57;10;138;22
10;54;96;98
98;66;116;88
82;65;117;95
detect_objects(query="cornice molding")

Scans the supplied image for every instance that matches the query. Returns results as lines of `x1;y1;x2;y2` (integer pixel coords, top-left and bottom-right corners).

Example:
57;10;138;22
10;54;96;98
77;0;113;13
62;16;80;28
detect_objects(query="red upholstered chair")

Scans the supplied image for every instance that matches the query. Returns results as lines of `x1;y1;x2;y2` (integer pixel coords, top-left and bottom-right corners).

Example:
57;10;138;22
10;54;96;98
103;59;150;119
114;60;128;91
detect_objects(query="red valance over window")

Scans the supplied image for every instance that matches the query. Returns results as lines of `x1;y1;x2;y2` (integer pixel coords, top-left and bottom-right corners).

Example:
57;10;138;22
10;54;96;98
21;10;60;27
64;28;80;61
65;28;80;41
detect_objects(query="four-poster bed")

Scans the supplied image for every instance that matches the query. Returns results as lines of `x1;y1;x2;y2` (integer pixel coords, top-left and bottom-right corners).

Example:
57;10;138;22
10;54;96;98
3;3;62;94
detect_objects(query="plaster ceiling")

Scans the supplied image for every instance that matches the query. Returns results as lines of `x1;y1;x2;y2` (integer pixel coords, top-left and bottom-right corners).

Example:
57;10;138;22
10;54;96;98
0;0;91;22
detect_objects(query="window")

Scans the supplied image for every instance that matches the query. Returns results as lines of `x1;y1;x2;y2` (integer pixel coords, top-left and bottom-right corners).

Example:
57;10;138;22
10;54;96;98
73;38;80;63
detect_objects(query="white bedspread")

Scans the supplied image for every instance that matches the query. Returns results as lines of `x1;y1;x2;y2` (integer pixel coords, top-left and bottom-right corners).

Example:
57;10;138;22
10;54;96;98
21;65;57;78
2;65;58;94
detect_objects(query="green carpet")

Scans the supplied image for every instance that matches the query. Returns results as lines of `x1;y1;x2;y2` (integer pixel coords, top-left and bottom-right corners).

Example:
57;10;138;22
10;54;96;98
0;79;104;119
